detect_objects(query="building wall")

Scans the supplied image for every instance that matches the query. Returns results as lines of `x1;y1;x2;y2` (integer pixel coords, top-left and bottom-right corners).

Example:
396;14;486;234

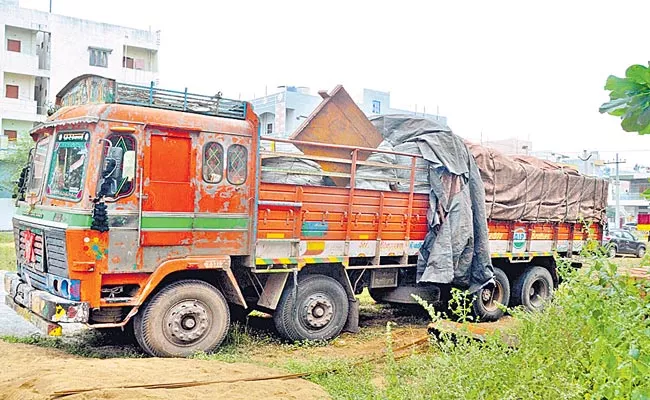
0;118;33;149
484;138;532;155
357;88;447;124
3;72;34;100
47;16;159;96
4;25;36;54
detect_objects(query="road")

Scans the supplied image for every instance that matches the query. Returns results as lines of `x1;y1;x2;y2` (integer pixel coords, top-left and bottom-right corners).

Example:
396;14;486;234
0;271;40;338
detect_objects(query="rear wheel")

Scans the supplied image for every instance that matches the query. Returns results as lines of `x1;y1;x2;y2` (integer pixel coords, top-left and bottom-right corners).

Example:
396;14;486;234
274;274;349;342
637;246;646;258
512;266;553;312
471;267;510;321
133;279;230;357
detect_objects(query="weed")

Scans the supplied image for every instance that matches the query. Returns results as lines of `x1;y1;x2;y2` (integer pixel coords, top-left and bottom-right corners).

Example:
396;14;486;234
0;232;16;271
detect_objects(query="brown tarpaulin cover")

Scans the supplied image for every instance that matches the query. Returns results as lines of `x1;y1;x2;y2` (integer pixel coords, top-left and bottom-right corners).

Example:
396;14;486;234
466;143;608;222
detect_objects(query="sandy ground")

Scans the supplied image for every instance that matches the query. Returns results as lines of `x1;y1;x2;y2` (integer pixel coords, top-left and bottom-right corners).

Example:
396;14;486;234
0;341;329;400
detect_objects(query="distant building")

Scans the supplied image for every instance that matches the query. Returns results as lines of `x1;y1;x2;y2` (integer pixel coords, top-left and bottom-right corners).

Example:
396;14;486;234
0;0;159;230
532;150;605;177
249;86;447;146
607;172;650;228
0;0;159;152
354;88;447;124
484;137;533;156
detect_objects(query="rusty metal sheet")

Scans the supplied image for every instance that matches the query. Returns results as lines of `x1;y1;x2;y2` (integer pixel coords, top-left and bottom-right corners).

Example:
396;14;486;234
289;85;383;186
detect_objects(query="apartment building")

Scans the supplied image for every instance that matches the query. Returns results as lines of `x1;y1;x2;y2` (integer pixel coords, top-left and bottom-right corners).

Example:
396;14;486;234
0;0;159;152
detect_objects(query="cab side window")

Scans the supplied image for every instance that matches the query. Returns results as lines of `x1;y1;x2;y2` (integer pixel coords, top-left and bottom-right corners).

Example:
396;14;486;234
203;142;224;183
227;144;247;185
100;134;137;199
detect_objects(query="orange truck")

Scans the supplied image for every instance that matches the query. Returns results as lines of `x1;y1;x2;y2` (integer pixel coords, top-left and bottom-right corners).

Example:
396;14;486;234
5;75;604;357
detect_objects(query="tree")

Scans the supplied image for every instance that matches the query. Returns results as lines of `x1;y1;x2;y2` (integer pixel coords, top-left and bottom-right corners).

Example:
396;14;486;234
0;138;33;198
599;63;650;134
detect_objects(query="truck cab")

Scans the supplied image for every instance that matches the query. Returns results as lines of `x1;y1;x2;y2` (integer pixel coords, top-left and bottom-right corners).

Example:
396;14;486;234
6;75;257;354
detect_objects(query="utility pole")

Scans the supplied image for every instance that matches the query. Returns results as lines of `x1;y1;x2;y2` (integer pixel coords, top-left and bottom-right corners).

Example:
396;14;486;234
604;153;626;228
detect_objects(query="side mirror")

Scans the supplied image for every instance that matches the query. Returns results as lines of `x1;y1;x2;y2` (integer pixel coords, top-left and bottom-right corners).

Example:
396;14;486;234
122;150;136;181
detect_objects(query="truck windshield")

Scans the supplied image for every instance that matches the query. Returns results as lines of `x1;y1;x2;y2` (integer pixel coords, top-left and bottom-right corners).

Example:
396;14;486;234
27;136;50;195
45;132;90;201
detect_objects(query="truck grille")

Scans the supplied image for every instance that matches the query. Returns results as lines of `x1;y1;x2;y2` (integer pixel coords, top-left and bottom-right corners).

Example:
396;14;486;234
14;222;69;292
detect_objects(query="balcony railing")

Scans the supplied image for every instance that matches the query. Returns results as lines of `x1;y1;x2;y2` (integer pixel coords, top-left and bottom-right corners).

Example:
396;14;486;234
609;193;649;201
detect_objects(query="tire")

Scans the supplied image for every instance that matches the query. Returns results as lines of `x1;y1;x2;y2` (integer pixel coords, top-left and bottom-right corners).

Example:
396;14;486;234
133;279;230;357
471;267;510;322
273;274;349;342
608;245;617;258
637;246;646;258
511;266;553;312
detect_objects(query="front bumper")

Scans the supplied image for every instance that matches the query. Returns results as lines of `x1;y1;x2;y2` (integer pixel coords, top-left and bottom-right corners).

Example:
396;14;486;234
4;272;89;336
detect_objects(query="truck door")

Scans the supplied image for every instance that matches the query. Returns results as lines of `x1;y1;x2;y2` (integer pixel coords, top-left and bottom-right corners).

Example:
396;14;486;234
141;131;195;247
194;134;251;255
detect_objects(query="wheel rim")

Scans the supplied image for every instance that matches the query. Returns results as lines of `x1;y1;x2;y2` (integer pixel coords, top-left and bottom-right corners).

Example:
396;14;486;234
609;247;616;258
163;300;211;346
481;281;503;312
529;279;549;309
300;293;334;330
640;248;645;258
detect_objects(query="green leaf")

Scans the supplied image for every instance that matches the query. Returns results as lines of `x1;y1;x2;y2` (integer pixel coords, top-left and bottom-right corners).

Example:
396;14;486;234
626;64;650;85
599;97;629;114
605;75;646;98
638;107;650;126
622;108;646;132
642;189;650;200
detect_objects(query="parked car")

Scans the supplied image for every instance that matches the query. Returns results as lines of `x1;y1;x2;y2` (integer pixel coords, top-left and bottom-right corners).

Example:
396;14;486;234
603;229;646;258
622;222;638;231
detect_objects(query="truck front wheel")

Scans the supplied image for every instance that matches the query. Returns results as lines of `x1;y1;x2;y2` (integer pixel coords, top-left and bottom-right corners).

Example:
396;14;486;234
274;274;349;342
471;267;510;322
133;279;230;357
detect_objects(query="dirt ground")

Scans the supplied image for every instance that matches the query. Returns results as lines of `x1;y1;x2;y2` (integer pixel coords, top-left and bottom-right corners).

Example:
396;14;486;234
0;341;330;400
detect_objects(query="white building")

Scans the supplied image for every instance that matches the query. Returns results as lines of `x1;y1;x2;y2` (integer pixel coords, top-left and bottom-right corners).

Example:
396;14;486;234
0;0;159;152
250;86;447;143
484;137;533;156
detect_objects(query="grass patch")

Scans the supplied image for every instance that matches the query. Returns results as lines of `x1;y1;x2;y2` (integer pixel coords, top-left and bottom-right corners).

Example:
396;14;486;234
0;232;16;271
293;258;650;399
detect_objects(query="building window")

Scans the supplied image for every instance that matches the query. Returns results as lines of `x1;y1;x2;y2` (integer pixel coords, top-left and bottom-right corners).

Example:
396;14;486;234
5;85;19;99
123;56;134;69
123;57;146;70
266;123;273;135
4;130;17;142
89;48;110;68
372;100;381;114
203;142;224;183
7;39;21;52
227;144;247;185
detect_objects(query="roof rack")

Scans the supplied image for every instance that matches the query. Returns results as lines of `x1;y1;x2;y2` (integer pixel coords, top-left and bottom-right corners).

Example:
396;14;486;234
55;75;247;120
115;82;247;120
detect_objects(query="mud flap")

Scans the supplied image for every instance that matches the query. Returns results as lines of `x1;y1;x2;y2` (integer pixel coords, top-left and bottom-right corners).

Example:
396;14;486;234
343;299;359;333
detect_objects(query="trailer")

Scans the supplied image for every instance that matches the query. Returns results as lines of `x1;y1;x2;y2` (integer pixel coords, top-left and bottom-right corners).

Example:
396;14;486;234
5;75;605;357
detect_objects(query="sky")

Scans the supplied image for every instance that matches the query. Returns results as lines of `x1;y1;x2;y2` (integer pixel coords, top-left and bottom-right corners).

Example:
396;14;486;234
20;0;650;166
